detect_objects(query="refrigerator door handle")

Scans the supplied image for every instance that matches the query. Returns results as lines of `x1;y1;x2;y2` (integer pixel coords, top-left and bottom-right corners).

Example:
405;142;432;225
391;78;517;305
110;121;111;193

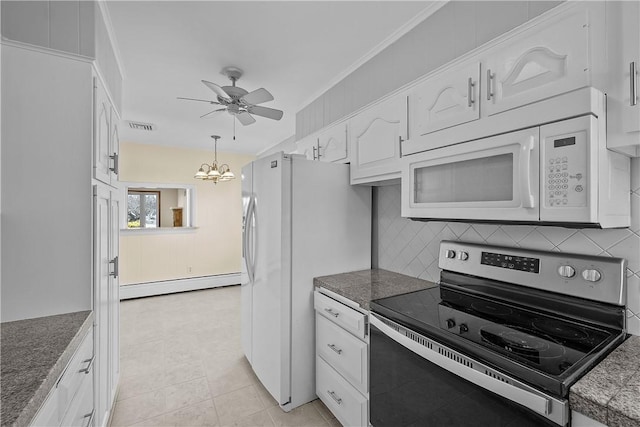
250;195;258;281
244;195;255;284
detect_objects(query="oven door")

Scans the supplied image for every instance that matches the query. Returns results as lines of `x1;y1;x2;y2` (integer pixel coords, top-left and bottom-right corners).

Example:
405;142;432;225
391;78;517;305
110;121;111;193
369;314;568;427
401;127;539;222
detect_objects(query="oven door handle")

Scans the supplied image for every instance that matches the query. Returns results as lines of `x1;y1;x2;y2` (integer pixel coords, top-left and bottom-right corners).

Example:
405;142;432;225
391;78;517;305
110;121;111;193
370;315;551;417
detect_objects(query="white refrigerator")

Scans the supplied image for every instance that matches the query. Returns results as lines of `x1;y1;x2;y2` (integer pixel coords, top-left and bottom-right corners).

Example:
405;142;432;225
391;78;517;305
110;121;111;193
241;152;371;412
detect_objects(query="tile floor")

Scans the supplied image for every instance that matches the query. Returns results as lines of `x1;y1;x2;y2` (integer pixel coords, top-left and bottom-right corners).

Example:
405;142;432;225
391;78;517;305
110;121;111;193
111;285;340;427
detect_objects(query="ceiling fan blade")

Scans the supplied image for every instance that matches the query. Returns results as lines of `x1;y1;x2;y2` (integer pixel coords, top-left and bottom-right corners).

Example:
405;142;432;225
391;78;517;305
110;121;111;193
236;112;256;126
241;88;274;105
202;80;231;102
200;108;227;119
247;105;283;121
177;97;221;105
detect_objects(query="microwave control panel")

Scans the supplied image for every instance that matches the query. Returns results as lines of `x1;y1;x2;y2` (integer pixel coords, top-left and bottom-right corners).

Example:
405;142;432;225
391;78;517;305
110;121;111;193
543;131;588;208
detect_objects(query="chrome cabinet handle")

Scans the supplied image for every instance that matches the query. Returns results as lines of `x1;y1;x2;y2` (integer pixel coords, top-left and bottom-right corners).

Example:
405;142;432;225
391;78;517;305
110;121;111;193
327;344;343;355
327;390;342;405
109;153;119;175
468;77;475;107
631;61;638;107
312;145;317;160
324;308;340;318
109;256;119;278
486;69;494;101
316;140;322;160
79;357;94;374
398;135;404;158
82;409;95;427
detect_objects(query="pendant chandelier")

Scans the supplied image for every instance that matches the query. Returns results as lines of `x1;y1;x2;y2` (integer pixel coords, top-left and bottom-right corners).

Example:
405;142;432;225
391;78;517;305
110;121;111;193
194;135;235;184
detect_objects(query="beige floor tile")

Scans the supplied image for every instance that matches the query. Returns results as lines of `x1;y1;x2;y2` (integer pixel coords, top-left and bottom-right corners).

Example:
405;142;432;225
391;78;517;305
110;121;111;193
206;363;254;397
110;390;166;426
267;403;328;427
326;417;342;427
251;375;279;408
129;414;166;426
117;370;166;401
162;399;220;426
213;385;265;425
164;360;207;387
164;377;212;412
225;409;275;427
311;399;335;422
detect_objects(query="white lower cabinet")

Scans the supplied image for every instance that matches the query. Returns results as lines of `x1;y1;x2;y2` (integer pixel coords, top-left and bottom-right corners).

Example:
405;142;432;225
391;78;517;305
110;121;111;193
31;328;94;427
314;291;368;426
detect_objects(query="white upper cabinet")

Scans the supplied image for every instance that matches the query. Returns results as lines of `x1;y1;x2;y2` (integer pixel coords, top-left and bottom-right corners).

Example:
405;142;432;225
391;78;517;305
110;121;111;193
317;122;348;163
411;62;481;137
293;134;317;160
483;7;590;117
93;76;119;187
350;93;407;184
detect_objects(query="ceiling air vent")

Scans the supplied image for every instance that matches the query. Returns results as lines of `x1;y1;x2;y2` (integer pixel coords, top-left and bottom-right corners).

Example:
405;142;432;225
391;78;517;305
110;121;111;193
127;121;156;131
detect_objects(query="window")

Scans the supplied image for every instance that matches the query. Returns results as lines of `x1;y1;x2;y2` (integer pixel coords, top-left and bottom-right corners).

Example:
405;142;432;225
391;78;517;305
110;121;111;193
127;190;160;228
120;182;196;232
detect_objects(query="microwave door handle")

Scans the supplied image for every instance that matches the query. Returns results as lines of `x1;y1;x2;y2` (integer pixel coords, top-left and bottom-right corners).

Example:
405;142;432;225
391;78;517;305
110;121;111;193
519;136;536;208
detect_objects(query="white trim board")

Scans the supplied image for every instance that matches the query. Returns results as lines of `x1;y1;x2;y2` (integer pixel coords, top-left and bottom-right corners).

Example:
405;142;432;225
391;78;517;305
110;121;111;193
120;273;241;300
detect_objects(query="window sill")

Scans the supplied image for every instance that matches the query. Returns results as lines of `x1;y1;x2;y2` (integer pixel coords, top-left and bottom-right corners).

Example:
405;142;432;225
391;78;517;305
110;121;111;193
120;227;199;235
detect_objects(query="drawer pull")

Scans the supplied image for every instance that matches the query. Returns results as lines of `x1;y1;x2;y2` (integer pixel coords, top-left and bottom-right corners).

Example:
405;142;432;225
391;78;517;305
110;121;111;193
631;61;638;107
327;390;343;405
327;344;343;355
79;357;94;374
324;308;340;318
83;409;95;427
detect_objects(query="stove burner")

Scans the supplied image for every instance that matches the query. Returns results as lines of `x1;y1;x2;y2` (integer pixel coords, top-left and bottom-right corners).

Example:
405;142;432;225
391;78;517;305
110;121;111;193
480;325;567;367
471;301;513;317
531;318;591;342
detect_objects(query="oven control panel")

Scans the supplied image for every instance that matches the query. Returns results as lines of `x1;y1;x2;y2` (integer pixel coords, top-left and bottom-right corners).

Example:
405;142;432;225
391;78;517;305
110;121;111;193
439;241;627;306
480;252;540;273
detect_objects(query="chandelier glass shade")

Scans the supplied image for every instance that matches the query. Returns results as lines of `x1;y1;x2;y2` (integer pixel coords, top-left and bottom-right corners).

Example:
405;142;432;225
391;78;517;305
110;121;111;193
195;135;235;184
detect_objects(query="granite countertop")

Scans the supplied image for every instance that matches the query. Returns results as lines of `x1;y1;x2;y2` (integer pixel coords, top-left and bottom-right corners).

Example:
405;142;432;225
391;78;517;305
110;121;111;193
313;268;436;311
1;310;93;427
570;336;640;427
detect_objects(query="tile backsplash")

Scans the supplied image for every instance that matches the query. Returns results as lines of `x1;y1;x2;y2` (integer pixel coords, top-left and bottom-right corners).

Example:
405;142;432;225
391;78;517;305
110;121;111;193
375;159;640;335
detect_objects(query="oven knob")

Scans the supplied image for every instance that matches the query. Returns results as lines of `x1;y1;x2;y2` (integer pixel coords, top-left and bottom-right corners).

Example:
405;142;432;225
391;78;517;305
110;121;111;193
457;251;469;261
557;265;576;278
445;250;456;259
459;324;469;334
446;319;456;329
582;269;602;282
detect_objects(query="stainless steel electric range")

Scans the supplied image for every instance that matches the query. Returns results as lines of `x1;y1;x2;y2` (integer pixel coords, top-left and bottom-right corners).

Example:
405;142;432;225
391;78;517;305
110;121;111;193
370;241;627;427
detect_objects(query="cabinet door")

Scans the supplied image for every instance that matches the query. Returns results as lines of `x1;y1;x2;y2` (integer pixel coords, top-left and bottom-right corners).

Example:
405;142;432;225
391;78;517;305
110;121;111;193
293;135;318;160
318;122;348;163
93;77;111;185
483;8;590;117
622;1;640;135
108;191;120;406
412;62;480;137
93;186;110;427
109;107;120;185
350;94;407;184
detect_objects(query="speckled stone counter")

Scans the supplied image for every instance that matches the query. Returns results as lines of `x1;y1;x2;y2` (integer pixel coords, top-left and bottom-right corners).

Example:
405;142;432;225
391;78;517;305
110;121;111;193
313;268;436;311
570;336;640;427
1;310;93;427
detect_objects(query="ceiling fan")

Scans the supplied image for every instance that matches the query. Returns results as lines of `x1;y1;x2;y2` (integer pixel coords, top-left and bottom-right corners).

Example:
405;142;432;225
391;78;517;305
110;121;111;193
178;66;283;126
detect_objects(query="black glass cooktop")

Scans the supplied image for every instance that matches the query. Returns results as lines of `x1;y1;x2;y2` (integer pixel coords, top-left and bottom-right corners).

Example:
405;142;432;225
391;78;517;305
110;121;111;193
370;272;626;397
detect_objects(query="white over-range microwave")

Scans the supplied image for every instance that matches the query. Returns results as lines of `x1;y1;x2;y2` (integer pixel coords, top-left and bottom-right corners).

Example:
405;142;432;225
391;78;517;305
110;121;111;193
402;89;631;228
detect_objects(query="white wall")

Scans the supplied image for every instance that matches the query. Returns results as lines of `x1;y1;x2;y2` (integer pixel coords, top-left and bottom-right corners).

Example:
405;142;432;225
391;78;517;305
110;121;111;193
375;158;640;335
119;141;255;285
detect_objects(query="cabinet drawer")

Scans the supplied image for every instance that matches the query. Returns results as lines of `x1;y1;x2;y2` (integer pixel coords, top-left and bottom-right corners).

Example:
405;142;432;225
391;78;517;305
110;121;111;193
57;328;94;419
316;314;367;394
314;291;366;340
317;356;367;427
60;374;94;427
